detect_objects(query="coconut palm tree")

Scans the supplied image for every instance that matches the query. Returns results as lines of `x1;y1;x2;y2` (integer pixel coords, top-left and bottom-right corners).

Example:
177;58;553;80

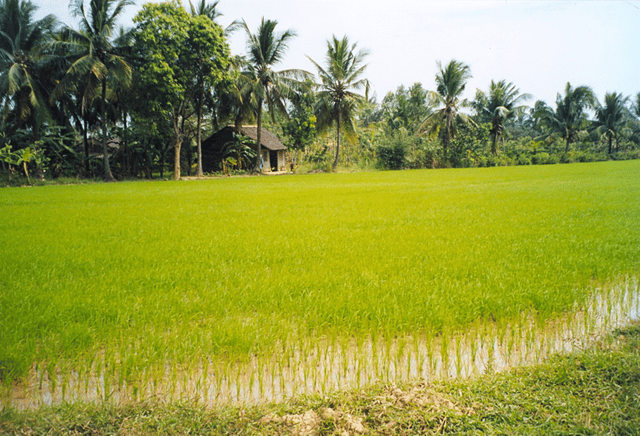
240;18;310;172
307;35;369;170
532;83;595;153
190;0;220;176
633;92;640;120
52;0;134;181
188;0;221;20
419;60;475;160
0;0;58;134
188;0;237;177
592;92;629;155
472;80;531;154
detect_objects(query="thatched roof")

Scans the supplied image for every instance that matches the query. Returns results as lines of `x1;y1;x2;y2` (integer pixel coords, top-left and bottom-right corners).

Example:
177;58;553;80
238;125;287;151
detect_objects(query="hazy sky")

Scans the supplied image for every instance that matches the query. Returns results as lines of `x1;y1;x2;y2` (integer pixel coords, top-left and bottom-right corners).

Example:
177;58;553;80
35;0;640;106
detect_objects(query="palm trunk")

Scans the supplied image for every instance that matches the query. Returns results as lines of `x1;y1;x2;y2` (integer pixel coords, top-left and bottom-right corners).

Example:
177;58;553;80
196;81;204;177
608;135;613;155
83;115;90;177
565;137;570;154
254;101;263;173
443;117;451;161
122;106;129;177
101;80;115;182
333;105;341;170
491;132;498;155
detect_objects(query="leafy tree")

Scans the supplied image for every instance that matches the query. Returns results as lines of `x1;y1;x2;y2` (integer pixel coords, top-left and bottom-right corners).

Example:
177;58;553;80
592;92;629;155
52;0;134;181
380;83;432;134
472;80;531;154
132;0;230;180
281;89;316;151
0;0;58;135
634;92;640;119
377;127;412;170
308;35;369;170
419;60;475;160
532;83;595;153
240;18;309;172
188;0;233;176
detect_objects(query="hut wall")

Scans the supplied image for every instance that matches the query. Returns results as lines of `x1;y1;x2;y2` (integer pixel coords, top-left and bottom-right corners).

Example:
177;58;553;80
277;151;286;171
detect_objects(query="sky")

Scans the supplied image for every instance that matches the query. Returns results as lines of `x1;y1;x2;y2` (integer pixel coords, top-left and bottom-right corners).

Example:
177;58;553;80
34;0;640;107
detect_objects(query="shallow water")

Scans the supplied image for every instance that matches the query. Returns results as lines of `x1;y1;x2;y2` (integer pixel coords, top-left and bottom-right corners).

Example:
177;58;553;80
3;278;639;409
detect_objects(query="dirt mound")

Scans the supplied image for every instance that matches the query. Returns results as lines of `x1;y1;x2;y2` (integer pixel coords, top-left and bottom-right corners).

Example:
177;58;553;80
259;407;366;436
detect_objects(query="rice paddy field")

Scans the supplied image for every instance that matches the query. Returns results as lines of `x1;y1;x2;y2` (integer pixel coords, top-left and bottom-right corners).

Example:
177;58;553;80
1;161;640;408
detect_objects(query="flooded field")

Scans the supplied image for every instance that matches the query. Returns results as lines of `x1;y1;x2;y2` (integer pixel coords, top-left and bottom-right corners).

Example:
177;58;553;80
3;163;639;410
4;278;638;409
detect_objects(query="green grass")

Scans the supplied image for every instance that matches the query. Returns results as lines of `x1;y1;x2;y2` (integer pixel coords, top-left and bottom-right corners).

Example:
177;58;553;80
1;161;639;402
2;322;639;434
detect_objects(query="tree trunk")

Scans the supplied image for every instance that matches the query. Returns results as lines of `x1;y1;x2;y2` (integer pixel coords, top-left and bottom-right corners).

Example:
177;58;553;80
443;114;451;161
173;115;182;180
83;116;90;177
123;107;129;177
565;137;570;153
608;135;613;155
196;81;204;177
491;132;498;155
333;105;341;170
254;100;263;173
101;79;115;182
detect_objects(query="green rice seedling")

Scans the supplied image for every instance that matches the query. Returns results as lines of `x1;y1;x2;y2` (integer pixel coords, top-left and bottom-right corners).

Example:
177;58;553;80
1;161;639;406
469;328;478;375
440;331;450;378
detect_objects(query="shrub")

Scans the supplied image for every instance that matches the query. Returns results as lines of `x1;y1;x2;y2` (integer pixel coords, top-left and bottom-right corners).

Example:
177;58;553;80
532;153;549;165
516;155;532;166
612;150;640;161
377;142;407;170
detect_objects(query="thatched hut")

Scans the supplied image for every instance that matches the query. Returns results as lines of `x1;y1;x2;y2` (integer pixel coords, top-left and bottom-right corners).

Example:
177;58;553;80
201;125;287;173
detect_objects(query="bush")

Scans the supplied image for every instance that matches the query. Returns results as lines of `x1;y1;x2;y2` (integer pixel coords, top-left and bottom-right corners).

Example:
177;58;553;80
377;142;407;170
612;150;640;161
546;153;560;164
532;152;553;165
516;155;532;166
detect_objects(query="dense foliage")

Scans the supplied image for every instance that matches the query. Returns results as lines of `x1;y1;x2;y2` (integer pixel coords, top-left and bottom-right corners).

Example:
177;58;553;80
1;0;639;183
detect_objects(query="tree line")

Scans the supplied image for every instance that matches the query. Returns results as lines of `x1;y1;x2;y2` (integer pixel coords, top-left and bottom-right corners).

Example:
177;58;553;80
2;0;639;184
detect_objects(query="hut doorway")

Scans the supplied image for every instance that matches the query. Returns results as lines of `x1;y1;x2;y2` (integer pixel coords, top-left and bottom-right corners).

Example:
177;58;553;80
269;150;278;171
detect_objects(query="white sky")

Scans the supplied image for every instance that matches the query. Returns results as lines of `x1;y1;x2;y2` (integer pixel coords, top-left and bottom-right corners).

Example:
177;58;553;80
35;0;640;106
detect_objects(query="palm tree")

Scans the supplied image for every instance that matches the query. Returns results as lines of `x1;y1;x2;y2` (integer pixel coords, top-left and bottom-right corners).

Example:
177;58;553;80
0;0;58;134
307;35;369;170
592;92;629;155
188;0;221;20
472;80;531;154
188;0;239;177
240;18;310;172
52;0;133;181
533;83;595;153
633;92;640;119
419;60;475;160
